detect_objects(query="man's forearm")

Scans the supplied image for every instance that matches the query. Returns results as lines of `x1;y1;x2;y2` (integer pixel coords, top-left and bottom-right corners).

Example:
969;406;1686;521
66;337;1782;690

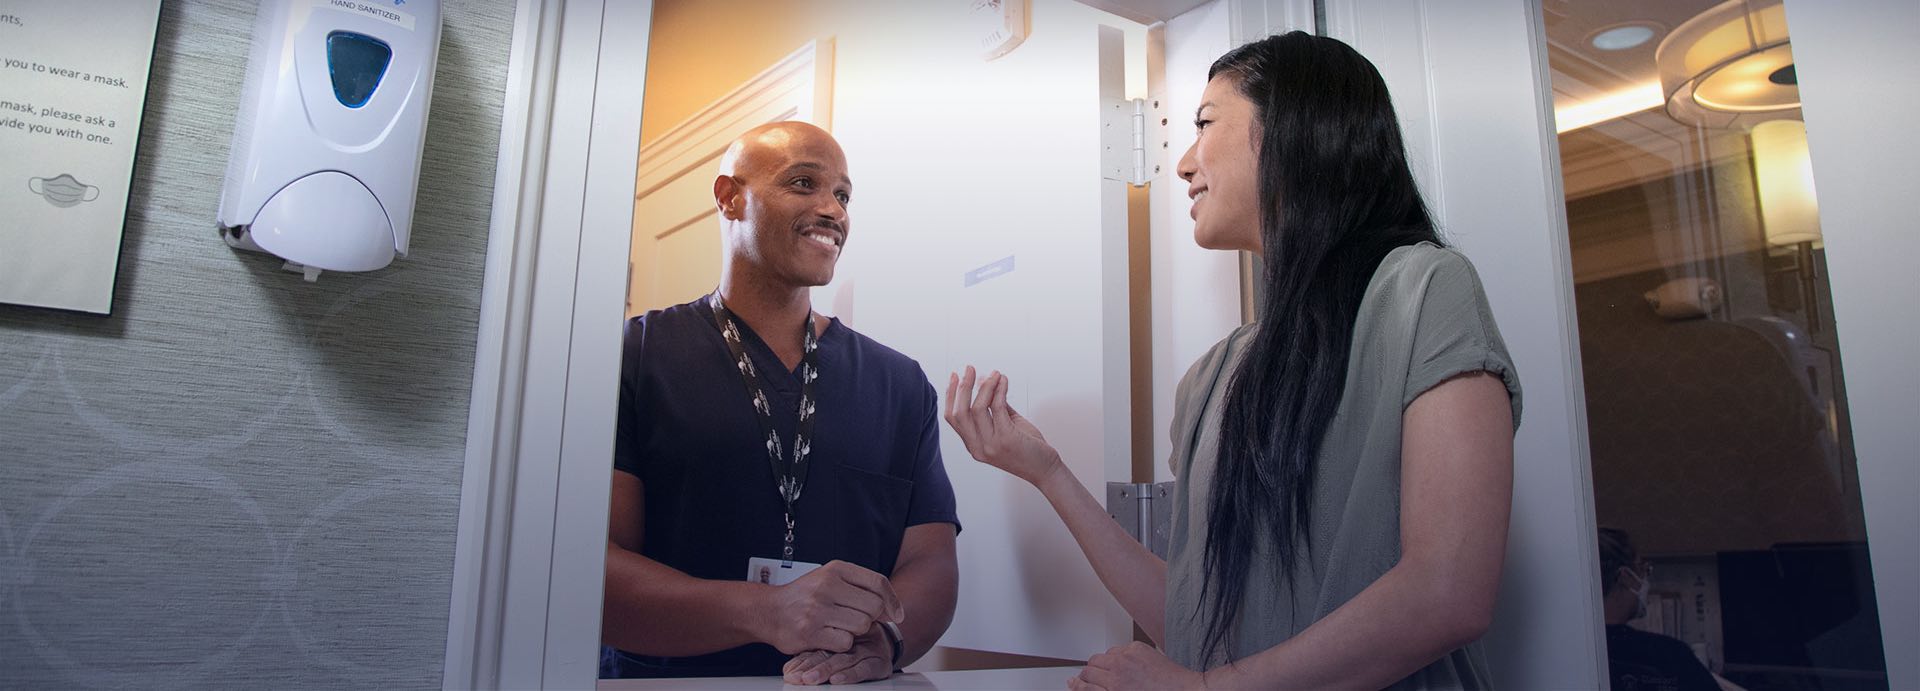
886;525;959;668
602;543;774;656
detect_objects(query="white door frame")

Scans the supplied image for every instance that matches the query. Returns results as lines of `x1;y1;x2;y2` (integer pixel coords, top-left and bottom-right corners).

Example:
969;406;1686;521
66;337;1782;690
441;0;649;688
442;0;1916;688
439;1;1292;684
1146;0;1319;484
1788;2;1920;687
1326;1;1920;689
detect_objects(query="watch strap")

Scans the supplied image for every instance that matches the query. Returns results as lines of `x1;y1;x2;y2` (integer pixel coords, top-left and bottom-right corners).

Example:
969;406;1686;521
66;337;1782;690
879;621;905;669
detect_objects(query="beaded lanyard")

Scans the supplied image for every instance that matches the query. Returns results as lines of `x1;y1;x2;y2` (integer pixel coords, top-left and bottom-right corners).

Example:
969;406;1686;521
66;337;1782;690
709;293;820;565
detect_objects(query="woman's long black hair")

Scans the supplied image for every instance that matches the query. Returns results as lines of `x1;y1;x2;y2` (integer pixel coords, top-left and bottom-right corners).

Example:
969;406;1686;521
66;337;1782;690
1197;31;1441;661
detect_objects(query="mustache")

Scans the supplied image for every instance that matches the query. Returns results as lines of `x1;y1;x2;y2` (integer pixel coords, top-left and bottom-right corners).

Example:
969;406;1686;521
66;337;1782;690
797;219;845;234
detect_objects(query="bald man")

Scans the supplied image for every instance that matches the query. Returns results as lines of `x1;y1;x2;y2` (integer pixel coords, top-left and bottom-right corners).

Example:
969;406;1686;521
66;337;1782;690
601;122;960;683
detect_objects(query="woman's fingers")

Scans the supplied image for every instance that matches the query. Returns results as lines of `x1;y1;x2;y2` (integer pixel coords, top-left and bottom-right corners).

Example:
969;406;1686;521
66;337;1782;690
961;366;978;406
1068;673;1107;691
944;367;990;459
943;371;960;422
987;373;1011;435
967;370;1000;446
944;366;1042;471
973;371;999;417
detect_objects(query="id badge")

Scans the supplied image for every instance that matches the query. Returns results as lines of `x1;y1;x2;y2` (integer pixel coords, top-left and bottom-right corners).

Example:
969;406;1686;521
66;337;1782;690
748;557;822;586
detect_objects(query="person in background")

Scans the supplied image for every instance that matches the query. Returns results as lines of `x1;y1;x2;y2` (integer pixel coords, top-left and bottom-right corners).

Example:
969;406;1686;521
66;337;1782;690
601;121;960;684
946;31;1522;690
1599;527;1722;691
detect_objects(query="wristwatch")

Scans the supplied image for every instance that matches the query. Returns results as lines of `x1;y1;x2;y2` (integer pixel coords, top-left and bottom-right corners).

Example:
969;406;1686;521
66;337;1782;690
879;621;905;669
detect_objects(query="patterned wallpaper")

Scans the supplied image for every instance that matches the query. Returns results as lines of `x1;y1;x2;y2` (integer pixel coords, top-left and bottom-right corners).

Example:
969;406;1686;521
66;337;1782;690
0;1;512;688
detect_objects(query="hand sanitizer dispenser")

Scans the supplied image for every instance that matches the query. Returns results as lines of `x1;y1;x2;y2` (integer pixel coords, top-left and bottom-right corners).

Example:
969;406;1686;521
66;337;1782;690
218;0;441;281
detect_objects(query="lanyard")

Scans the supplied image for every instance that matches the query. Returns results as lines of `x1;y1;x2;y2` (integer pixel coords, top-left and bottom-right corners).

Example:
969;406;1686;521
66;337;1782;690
709;293;820;565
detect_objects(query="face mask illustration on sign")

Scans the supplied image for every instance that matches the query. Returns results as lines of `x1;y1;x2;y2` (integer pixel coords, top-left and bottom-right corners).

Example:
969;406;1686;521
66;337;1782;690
27;174;100;208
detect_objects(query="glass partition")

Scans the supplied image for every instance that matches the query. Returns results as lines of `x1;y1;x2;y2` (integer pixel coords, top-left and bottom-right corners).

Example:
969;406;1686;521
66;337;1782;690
1543;1;1887;688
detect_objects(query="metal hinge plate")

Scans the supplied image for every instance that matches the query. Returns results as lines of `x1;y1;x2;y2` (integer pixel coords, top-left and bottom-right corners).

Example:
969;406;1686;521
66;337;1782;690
1106;481;1176;559
1101;97;1168;187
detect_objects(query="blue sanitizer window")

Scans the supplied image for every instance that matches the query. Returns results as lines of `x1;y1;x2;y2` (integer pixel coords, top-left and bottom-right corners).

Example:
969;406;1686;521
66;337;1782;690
326;31;392;109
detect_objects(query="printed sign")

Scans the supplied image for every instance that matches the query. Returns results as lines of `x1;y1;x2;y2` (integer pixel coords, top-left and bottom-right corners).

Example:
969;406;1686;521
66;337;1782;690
0;0;163;314
317;0;417;32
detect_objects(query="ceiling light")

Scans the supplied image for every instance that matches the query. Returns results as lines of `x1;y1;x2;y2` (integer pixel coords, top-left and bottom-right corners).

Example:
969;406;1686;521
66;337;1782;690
1656;0;1799;128
1555;82;1664;134
1590;24;1656;51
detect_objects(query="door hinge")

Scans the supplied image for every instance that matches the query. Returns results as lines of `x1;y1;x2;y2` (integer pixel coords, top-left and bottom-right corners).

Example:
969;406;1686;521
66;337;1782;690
1102;97;1168;187
1106;481;1176;558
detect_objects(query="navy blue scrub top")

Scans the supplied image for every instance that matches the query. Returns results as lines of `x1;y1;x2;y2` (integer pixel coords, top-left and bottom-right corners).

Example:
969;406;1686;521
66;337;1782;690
608;296;960;678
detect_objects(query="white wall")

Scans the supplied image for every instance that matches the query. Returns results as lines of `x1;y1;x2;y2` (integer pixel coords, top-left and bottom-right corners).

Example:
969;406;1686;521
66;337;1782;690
820;0;1149;661
1322;1;1608;688
1787;1;1920;687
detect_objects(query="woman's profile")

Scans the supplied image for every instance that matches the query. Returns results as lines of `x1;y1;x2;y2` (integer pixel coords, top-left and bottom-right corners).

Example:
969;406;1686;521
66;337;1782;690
945;31;1522;690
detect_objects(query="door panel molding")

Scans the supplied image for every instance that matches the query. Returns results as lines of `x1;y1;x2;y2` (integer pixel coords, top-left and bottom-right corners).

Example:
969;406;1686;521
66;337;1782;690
629;41;832;316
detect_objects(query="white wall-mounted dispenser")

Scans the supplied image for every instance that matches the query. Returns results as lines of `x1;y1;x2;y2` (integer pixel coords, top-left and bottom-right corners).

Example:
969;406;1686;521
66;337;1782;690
217;0;441;281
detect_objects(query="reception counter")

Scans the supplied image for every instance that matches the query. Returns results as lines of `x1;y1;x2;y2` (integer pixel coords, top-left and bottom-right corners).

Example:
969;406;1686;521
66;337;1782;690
599;666;1081;690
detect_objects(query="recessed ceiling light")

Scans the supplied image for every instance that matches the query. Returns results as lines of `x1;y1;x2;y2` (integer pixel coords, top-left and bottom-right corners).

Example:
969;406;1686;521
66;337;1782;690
1591;24;1657;51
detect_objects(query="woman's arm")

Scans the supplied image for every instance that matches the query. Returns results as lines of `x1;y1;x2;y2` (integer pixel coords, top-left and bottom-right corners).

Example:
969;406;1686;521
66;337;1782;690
945;367;1170;643
1197;371;1514;690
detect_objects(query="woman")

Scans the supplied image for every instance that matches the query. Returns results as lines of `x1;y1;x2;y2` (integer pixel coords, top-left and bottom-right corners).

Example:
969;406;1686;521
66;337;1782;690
944;32;1522;690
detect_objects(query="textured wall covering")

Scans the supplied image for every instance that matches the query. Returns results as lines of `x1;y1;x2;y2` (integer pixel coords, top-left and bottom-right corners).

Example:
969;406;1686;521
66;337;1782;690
0;1;513;688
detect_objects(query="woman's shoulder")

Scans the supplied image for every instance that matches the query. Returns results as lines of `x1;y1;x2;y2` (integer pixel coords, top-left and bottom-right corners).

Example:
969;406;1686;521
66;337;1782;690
1359;238;1489;310
1367;241;1524;426
1174;323;1257;401
1370;241;1482;300
1195;323;1257;372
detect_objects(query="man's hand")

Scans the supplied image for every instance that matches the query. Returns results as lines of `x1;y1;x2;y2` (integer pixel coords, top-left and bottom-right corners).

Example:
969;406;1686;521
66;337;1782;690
762;560;906;655
1070;642;1204;691
782;626;894;685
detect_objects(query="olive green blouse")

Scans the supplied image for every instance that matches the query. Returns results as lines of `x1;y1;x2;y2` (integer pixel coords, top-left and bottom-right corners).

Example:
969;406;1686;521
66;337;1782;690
1163;243;1523;689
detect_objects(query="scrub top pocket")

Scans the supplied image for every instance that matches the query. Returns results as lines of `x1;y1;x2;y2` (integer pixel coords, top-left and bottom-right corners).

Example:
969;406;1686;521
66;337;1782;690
833;463;915;575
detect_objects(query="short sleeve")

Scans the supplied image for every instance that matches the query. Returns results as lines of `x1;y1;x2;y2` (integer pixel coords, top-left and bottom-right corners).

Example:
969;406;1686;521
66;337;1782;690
904;379;962;533
1166;324;1248;478
1402;250;1524;431
613;315;648;477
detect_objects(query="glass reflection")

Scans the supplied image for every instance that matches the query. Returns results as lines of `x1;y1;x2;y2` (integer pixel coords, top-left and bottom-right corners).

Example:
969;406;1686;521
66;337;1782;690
1543;0;1887;689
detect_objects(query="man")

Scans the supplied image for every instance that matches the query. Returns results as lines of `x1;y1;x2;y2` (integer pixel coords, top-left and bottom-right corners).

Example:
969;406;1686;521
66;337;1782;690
1598;527;1721;691
602;121;960;684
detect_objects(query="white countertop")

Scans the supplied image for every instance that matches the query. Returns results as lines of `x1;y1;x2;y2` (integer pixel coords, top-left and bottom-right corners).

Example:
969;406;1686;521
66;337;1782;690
598;666;1081;690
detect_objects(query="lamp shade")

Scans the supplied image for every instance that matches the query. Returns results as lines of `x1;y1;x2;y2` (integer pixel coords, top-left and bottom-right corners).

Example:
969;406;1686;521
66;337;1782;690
1751;119;1822;247
1656;0;1799;128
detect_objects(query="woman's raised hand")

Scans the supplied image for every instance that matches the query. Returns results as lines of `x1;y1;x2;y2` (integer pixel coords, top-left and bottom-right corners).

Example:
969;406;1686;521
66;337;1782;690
942;366;1063;487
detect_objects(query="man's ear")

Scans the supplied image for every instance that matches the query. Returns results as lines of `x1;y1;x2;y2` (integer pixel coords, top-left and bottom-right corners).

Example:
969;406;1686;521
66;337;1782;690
714;175;742;220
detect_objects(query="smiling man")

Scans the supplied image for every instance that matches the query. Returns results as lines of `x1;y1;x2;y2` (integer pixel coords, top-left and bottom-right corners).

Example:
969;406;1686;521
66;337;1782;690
601;122;960;684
